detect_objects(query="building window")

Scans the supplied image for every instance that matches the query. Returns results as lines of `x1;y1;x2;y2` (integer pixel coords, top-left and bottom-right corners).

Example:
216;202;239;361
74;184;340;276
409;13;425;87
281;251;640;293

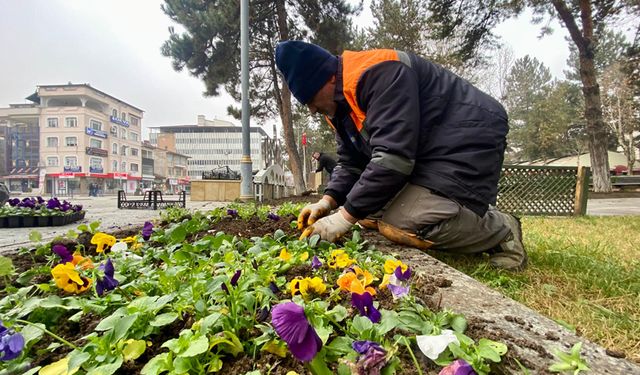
65;137;77;147
130;163;139;172
65;117;78;128
121;145;127;156
131;148;139;156
121;161;127;171
65;156;78;167
129;132;138;141
120;128;127;140
130;116;139;126
121;112;126;121
46;157;58;166
112;143;118;155
47;118;58;127
112;109;118;117
90;139;102;149
90;158;102;169
46;137;58;147
90;119;102;130
112;160;118;172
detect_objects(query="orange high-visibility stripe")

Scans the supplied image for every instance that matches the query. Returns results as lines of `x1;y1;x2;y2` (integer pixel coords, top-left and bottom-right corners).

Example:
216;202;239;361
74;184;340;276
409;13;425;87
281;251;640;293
342;49;400;132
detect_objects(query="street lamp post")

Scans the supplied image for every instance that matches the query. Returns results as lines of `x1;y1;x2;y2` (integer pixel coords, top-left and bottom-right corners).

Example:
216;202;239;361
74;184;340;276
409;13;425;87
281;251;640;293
239;0;253;201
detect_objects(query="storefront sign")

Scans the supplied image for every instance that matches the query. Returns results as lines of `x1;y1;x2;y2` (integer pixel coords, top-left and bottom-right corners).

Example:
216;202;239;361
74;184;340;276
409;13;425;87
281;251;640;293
114;172;128;179
110;116;130;127
85;147;108;157
85;127;108;139
63;166;82;173
59;172;74;179
90;166;104;173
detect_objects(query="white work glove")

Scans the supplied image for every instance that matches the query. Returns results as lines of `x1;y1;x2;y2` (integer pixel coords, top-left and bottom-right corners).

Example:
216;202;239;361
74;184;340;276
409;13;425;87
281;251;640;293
300;210;355;242
297;199;332;230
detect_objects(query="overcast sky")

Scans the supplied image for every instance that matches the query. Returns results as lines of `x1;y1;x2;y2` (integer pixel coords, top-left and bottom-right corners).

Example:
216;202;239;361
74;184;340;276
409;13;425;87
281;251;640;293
0;0;574;139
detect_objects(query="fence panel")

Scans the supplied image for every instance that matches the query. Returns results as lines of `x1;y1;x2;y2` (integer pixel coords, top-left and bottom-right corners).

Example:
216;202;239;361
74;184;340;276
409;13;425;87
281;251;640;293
497;165;588;216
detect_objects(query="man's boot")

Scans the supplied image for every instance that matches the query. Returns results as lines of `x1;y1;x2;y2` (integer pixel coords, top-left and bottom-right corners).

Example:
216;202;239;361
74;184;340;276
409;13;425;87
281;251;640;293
489;214;528;271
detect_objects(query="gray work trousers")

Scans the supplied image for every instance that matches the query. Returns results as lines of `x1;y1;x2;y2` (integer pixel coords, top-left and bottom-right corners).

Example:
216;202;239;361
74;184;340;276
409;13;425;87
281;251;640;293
379;184;511;254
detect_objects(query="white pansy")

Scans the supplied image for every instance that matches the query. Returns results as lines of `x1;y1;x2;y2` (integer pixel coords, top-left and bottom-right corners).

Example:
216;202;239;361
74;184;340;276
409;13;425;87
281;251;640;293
416;329;460;360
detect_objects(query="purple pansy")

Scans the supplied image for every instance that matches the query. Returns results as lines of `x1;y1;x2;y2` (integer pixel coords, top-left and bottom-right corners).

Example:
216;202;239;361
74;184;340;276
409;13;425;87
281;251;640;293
438;359;477;375
351;292;381;323
52;244;73;264
221;283;229;294
72;204;83;212
311;256;322;270
269;281;279;294
20;198;35;209
142;221;154;241
230;270;242;286
394;266;412;281
227;209;238;218
46;198;61;209
267;212;280;221
353;340;387;375
256;306;270;323
271;302;322;362
387;284;410;299
96;258;119;296
0;322;25;361
36;196;45;204
7;198;20;207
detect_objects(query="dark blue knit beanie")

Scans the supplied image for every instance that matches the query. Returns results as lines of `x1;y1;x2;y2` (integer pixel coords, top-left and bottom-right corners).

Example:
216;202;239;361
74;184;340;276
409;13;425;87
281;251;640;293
275;40;338;104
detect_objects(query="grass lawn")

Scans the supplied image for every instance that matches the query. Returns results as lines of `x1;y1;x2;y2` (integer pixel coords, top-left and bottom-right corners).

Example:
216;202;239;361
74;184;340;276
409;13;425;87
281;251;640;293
429;215;640;364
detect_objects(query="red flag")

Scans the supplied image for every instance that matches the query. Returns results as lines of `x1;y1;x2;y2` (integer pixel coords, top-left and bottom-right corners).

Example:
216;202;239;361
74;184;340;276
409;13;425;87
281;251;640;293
301;132;307;146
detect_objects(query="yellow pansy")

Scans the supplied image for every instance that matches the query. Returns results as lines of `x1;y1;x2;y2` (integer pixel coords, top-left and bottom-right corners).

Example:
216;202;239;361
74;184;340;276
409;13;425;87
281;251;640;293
120;236;142;251
384;259;408;274
91;232;117;253
380;273;392;289
290;276;326;298
307;276;327;295
327;249;355;269
299;252;309;261
51;263;92;294
279;248;292;261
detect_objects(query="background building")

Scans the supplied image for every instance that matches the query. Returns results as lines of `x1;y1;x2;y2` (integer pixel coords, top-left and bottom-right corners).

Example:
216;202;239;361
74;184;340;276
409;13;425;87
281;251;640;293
0;83;144;195
141;141;189;194
148;115;269;180
0;104;41;191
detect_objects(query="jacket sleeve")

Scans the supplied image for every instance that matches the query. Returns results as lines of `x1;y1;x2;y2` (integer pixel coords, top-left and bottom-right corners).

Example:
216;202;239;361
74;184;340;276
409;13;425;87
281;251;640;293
343;61;420;219
323;131;366;206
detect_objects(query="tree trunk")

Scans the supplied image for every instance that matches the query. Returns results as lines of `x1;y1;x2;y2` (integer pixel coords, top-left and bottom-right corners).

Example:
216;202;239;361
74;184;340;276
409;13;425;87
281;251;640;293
274;0;306;194
552;0;612;192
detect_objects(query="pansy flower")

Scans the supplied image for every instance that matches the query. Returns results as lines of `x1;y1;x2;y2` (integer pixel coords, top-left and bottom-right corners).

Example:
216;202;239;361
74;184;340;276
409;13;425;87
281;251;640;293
311;256;322;270
51;262;93;294
230;269;242;286
46;198;61;209
352;340;388;374
290;276;327;298
52;244;73;264
96;258;119;296
7;198;20;207
438;359;477;375
91;232;117;253
384;259;408;274
267;212;280;221
327;249;356;269
351;291;381;323
337;267;376;296
227;209;238;217
0;322;25;361
120;236;142;251
141;221;154;241
279;248;292;261
271;302;322;362
380;265;412;299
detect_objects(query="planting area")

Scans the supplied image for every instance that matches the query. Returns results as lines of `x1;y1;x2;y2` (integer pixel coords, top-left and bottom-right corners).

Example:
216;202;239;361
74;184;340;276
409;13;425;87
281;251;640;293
0;202;636;374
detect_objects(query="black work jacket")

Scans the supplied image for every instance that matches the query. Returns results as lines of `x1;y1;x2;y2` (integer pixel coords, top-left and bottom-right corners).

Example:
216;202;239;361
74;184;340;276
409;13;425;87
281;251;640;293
315;153;337;174
324;52;508;218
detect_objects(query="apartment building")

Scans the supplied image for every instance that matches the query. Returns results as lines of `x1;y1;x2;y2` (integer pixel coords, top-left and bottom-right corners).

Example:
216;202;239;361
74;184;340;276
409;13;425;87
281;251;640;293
0;105;40;191
148;115;269;180
0;83;144;194
141;141;189;194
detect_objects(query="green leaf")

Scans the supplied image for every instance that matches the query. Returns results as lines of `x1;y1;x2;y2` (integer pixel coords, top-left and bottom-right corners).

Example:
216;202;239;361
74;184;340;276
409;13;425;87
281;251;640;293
89;221;101;232
96;313;123;331
261;340;288;357
351;315;373;334
113;314;138;341
86;356;123;375
180;335;209;357
206;355;223;372
307;352;333;375
20;323;45;346
122;339;147;361
0;256;15;277
169;225;187;243
450;315;468;333
325;336;354;357
173;356;193;373
77;224;89;233
67;350;91;372
327;305;348;322
141;353;172;375
22;367;42;375
150;312;179;327
337;364;352;375
29;230;42;243
66;229;79;239
377;310;400;335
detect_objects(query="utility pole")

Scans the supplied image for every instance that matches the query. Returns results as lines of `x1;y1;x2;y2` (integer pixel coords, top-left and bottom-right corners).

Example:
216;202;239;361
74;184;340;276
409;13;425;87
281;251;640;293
239;0;253;200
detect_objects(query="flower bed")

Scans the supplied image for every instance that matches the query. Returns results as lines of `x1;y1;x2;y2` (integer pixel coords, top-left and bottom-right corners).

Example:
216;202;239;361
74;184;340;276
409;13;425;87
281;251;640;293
0;204;517;375
0;197;85;228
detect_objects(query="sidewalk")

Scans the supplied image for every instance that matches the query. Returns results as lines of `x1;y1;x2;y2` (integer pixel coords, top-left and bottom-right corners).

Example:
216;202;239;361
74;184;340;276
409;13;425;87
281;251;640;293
0;196;224;254
586;198;640;216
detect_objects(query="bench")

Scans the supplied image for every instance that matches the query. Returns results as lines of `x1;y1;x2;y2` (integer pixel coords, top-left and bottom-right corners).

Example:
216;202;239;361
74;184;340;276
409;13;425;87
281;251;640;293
117;190;186;210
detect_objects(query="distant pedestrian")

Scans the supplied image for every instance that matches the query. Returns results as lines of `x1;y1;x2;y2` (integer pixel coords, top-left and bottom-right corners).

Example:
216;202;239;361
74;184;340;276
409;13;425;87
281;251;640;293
312;151;337;176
